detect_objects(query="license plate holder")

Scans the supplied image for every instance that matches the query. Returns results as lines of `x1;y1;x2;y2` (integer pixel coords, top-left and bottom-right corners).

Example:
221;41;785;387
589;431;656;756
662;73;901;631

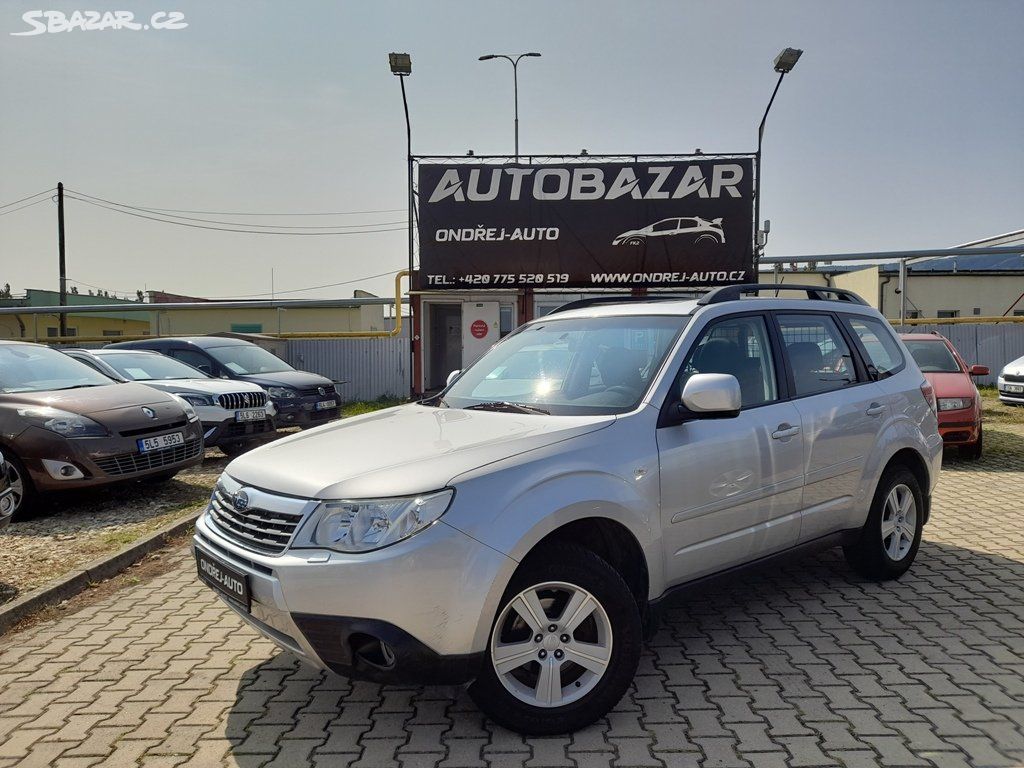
195;548;250;611
315;399;337;411
137;432;185;453
235;408;267;422
1004;384;1024;394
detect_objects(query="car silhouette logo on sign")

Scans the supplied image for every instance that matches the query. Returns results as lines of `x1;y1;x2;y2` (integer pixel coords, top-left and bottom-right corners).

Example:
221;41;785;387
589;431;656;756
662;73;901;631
233;491;249;512
142;407;157;419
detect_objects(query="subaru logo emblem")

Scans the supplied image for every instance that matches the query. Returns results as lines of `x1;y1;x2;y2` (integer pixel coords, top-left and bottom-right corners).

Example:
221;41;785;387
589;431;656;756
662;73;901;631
142;407;156;419
318;386;326;396
233;491;249;512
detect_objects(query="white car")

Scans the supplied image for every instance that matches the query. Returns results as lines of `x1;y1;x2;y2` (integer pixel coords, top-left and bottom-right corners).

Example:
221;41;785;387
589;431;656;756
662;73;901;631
64;349;276;456
997;354;1024;405
612;216;724;246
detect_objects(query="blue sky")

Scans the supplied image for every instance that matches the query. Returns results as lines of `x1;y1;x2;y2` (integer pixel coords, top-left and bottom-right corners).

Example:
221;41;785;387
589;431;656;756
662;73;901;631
1;0;1021;299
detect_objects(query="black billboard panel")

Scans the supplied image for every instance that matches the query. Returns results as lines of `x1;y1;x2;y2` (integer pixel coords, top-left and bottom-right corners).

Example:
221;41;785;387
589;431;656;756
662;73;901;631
417;157;754;290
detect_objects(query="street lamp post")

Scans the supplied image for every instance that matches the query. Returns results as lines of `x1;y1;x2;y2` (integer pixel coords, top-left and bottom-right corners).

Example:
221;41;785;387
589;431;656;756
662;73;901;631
754;47;802;264
388;52;414;397
478;52;541;160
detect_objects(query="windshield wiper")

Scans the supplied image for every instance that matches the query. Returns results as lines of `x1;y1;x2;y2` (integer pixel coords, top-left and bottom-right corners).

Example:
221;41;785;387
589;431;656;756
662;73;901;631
49;384;102;391
465;401;550;415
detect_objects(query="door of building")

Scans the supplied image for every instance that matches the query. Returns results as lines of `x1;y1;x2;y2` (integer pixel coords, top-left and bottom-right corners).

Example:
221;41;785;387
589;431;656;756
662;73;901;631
428;303;463;390
461;302;500;371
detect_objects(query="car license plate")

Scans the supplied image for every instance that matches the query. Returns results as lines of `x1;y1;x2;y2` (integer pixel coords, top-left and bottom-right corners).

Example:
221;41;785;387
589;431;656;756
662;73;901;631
1004;384;1024;394
315;399;337;411
235;408;267;422
195;548;250;611
137;432;185;453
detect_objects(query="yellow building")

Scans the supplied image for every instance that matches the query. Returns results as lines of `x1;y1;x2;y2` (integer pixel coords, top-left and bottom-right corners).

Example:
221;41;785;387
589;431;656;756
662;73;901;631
0;289;150;340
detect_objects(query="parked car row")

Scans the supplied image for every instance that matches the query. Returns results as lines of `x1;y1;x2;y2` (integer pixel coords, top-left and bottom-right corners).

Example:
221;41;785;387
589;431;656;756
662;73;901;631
0;337;341;519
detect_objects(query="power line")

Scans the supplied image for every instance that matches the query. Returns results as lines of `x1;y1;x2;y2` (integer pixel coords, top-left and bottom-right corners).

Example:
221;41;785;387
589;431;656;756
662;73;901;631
64;194;407;236
0;188;55;210
63;189;404;217
209;268;407;299
64;189;407;229
0;196;53;217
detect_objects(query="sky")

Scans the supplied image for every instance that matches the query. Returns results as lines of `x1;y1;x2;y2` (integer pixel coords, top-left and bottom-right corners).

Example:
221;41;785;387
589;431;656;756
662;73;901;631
1;0;1022;300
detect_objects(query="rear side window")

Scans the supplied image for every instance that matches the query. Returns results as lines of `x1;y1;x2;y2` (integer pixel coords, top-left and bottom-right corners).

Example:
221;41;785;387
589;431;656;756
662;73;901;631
843;315;904;378
777;314;857;396
170;349;215;375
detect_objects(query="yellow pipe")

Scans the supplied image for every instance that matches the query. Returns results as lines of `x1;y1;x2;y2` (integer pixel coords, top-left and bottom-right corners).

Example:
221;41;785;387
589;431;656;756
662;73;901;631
892;315;1024;326
32;271;410;345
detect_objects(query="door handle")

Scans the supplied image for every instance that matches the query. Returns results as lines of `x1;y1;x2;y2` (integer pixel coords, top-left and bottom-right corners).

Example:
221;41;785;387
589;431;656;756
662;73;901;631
866;403;885;417
771;424;801;440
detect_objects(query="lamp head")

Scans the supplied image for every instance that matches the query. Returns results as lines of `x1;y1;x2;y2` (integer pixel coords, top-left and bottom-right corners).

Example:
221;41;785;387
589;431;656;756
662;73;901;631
479;54;497;61
773;47;802;73
389;52;412;76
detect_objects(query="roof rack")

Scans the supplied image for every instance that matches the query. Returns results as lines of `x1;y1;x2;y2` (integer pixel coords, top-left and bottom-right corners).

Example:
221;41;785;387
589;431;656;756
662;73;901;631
547;295;696;316
696;283;869;306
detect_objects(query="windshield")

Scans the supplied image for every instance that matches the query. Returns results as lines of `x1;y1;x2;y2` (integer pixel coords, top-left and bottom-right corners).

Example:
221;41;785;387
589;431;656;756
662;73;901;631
0;344;114;394
905;340;961;373
440;315;688;415
206;344;293;375
99;352;209;381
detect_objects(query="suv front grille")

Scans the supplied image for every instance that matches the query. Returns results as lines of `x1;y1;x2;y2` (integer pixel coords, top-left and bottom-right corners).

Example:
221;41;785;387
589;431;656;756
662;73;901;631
207;487;303;555
95;436;202;476
1003;373;1024;383
218;391;268;410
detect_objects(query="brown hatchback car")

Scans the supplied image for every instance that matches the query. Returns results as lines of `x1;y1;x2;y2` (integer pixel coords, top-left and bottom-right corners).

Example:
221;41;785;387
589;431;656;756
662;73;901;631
0;340;204;516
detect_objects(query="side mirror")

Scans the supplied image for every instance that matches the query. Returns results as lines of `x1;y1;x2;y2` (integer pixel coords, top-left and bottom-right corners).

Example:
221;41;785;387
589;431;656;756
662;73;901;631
681;373;742;418
969;365;989;376
446;369;461;387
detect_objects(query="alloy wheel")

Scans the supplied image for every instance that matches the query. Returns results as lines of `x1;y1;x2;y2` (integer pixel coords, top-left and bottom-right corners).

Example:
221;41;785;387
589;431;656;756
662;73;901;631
490;581;613;708
881;483;917;561
5;461;23;513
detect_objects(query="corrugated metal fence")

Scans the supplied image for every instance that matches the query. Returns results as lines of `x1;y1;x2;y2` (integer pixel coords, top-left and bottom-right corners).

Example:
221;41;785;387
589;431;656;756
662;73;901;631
894;323;1024;385
286;338;409;402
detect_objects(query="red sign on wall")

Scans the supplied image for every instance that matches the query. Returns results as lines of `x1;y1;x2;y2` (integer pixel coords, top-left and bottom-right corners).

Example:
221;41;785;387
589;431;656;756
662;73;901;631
470;319;489;339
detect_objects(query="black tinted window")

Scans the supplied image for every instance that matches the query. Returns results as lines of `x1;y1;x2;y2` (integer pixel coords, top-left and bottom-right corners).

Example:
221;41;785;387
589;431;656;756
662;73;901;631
777;314;857;396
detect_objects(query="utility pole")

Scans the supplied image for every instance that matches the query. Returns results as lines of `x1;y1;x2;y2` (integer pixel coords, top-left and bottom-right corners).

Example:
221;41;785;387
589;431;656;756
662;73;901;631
57;182;67;337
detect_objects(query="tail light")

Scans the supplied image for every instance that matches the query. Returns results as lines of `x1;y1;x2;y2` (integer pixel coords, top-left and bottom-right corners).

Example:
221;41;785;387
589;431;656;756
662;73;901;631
920;381;936;413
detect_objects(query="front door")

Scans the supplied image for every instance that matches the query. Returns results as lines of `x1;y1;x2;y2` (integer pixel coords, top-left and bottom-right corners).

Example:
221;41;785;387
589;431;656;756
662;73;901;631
658;313;804;585
428;303;463;390
461;302;500;369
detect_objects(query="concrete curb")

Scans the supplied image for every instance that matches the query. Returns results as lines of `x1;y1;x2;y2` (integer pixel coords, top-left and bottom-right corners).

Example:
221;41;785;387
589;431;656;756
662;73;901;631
0;510;202;636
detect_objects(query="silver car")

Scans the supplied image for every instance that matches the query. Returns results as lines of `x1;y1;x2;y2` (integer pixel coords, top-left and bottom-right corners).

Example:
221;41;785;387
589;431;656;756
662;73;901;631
997;353;1024;405
193;285;942;734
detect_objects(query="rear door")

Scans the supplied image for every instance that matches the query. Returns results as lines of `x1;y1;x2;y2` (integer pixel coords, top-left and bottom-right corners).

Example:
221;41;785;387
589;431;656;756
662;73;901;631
657;313;804;585
774;312;887;541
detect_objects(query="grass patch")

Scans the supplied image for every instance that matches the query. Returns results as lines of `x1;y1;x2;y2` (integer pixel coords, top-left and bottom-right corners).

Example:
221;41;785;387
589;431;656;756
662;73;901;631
341;396;406;418
979;386;1024;426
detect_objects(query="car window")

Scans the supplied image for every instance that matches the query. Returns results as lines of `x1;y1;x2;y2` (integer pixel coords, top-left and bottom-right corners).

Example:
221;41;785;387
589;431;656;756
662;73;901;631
844;316;904;378
673;315;778;408
651;219;679;232
205;345;293;375
99;352;210;381
903;340;961;373
170;349;215;375
777;314;858;396
0;344;113;393
443;315;687;415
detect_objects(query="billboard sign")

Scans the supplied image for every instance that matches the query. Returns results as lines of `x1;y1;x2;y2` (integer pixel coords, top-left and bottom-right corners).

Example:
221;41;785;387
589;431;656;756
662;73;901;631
417;157;754;290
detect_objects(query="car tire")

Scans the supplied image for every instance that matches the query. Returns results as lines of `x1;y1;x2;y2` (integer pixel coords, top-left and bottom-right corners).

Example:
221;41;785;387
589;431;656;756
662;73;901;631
959;425;983;460
4;452;38;520
468;544;641;735
843;466;924;581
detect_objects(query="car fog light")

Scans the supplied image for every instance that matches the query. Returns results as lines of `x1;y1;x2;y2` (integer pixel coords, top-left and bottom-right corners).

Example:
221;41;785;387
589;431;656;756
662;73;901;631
42;459;85;480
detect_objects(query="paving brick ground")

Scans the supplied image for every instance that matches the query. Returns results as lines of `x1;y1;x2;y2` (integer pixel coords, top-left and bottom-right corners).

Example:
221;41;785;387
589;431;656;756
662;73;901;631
1;426;1022;767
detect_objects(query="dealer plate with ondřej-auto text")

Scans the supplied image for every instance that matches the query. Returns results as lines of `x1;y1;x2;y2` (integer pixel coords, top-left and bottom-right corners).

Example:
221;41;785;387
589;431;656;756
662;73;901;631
235;408;267;422
315;399;337;411
195;548;250;611
137;432;184;453
1004;384;1024;394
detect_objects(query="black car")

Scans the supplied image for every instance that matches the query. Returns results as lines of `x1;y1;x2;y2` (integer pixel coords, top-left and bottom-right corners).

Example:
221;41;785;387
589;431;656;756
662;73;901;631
106;337;340;428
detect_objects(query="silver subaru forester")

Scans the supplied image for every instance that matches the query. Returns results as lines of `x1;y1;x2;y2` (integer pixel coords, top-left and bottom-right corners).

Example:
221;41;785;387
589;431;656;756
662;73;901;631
194;284;942;734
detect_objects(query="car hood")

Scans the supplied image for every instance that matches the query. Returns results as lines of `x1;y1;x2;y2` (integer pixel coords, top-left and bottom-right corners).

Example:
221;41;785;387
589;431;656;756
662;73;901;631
132;379;265;396
0;381;174;413
1002;359;1024;377
226;403;614;499
923;371;975;399
234;370;333;389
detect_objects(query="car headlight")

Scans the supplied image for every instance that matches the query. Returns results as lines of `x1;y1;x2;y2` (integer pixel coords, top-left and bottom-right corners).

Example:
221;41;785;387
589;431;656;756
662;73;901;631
170;395;200;422
174;392;214;407
16;406;108;437
308;489;454;553
266;386;297;399
937;397;972;411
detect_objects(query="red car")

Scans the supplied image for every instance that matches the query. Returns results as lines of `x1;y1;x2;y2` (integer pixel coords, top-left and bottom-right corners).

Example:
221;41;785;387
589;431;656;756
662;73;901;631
900;333;988;459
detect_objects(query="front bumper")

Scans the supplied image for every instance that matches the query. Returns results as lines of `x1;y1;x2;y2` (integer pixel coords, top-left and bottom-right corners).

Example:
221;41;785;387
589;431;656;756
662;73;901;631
19;421;204;493
936;410;980;445
201;417;275;447
272;396;340;427
192;507;514;684
997;378;1024;405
